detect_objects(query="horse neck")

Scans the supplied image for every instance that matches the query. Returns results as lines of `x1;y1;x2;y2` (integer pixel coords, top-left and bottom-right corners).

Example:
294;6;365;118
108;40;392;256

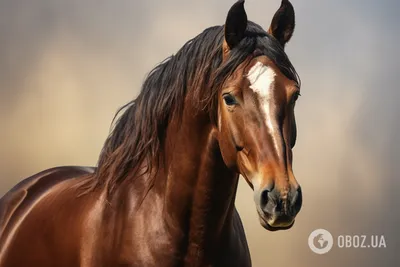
162;102;239;261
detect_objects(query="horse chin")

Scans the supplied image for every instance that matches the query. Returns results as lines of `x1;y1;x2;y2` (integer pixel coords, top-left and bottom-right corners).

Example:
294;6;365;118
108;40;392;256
258;215;295;232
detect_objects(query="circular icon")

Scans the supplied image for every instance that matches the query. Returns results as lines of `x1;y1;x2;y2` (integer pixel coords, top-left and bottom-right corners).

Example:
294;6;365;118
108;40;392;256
308;229;334;254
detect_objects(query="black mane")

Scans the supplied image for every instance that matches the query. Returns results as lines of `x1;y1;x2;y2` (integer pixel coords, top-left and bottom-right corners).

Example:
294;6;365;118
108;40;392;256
88;21;300;195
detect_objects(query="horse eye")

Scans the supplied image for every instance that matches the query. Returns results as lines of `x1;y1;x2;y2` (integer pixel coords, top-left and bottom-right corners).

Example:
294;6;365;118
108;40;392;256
292;92;301;103
223;94;237;106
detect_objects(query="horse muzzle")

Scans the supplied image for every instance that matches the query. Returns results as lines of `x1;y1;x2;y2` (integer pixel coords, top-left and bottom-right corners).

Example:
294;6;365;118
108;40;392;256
255;186;302;231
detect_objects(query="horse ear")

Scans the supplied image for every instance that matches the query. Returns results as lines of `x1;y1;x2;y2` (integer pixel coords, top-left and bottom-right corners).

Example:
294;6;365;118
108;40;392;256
268;0;295;48
224;0;248;50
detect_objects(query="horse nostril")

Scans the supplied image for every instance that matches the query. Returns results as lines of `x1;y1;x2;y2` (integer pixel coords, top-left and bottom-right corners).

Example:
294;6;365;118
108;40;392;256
260;189;270;207
260;189;277;216
290;187;302;215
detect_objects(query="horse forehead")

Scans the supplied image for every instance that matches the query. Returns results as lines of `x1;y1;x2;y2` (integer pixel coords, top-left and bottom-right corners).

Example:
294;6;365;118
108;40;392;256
246;61;277;98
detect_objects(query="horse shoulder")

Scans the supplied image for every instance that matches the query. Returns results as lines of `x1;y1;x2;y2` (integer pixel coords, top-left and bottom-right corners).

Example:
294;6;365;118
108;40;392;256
0;166;94;254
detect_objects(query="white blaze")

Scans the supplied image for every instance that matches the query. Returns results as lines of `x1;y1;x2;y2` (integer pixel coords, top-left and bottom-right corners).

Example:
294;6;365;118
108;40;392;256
247;61;281;155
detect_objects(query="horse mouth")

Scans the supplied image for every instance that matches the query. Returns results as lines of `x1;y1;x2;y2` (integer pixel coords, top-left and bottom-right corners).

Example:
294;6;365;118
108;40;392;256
258;213;295;231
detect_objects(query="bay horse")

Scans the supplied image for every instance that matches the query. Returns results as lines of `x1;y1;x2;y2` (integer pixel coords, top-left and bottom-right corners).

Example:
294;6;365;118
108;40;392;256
0;1;302;266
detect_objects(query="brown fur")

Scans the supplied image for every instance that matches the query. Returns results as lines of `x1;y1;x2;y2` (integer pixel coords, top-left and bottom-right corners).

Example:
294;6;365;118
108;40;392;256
0;1;301;266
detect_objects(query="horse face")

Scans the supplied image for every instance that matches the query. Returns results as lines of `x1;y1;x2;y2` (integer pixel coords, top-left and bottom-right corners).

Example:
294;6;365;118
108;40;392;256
217;0;302;231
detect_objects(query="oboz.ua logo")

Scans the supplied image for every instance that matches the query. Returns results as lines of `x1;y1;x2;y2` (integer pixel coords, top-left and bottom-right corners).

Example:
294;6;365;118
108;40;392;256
308;229;334;254
308;229;387;255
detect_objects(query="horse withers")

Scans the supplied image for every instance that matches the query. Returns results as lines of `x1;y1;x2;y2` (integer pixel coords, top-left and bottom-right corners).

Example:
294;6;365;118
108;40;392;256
0;1;302;266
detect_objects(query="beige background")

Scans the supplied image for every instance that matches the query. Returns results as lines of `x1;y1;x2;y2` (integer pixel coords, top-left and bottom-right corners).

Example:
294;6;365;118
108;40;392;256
0;0;399;266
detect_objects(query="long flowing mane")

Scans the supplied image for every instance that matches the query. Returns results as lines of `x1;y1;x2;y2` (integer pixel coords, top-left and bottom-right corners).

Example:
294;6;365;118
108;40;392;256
83;22;300;195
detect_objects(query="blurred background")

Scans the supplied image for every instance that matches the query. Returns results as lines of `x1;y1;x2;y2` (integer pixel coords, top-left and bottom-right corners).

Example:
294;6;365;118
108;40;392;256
0;0;399;266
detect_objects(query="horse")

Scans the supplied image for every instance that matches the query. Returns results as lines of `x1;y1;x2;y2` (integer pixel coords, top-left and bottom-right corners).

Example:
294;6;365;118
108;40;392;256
0;1;302;266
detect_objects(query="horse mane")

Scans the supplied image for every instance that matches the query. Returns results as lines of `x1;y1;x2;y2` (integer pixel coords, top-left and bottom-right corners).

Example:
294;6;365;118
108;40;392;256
83;22;300;195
